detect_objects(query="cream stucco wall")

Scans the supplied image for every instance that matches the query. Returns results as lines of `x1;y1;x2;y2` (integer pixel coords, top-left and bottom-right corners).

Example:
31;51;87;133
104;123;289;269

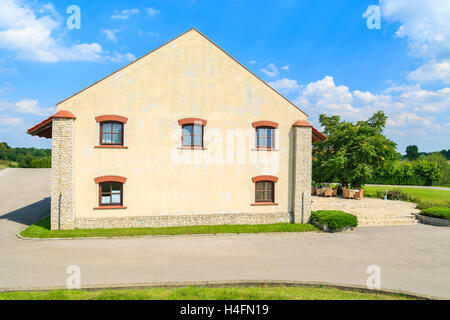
57;29;308;219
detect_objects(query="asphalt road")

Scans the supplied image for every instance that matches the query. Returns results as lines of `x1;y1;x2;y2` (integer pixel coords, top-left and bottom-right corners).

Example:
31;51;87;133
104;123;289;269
1;168;449;298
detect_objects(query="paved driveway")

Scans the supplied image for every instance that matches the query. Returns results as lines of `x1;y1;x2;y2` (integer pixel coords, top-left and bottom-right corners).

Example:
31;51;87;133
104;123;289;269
1;168;449;298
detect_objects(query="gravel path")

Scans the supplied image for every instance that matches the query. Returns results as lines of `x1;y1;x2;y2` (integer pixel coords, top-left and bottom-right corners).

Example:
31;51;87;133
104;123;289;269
311;196;420;217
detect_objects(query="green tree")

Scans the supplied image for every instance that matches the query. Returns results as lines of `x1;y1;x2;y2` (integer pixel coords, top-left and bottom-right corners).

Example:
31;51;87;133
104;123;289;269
312;111;399;188
414;159;441;186
405;145;419;160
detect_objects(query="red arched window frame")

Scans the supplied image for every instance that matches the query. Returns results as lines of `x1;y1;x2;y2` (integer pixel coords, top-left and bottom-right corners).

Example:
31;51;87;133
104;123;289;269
93;176;127;209
251;175;278;205
178;118;207;149
252;121;278;150
95;115;128;149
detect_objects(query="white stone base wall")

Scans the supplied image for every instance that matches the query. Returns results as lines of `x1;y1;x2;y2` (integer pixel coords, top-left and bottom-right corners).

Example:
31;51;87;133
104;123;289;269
417;214;449;227
75;212;291;229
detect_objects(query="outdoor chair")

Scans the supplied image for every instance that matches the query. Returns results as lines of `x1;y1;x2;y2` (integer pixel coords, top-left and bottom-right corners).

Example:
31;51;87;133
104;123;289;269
343;188;354;199
323;187;333;197
354;189;364;199
332;188;338;196
316;188;324;196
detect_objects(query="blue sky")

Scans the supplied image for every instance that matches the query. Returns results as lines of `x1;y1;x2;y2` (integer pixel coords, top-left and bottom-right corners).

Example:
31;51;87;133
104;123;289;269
0;0;449;153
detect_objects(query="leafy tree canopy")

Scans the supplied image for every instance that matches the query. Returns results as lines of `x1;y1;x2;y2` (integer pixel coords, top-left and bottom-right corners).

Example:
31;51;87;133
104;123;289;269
312;111;399;188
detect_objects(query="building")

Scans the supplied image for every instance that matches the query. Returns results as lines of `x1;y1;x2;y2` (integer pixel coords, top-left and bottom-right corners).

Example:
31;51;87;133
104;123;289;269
27;28;326;230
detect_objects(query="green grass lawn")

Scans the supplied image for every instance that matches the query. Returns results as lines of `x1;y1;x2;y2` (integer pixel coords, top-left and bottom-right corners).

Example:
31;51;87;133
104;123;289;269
20;216;319;239
364;186;450;208
0;286;415;300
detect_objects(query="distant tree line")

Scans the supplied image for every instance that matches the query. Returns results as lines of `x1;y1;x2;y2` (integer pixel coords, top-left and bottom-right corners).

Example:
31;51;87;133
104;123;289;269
405;145;450;160
370;146;450;186
0;142;51;168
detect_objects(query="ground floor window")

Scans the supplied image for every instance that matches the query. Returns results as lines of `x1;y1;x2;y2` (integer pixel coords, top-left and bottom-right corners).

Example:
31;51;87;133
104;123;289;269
99;182;123;206
255;181;274;202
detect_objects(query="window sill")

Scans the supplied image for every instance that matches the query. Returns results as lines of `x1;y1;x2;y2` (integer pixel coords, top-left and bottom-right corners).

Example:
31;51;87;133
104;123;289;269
95;145;128;149
93;206;127;210
252;148;278;151
251;202;278;206
177;147;207;150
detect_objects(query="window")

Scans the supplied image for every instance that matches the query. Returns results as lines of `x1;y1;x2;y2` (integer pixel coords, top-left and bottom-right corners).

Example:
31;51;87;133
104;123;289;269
256;127;275;149
252;175;278;205
99;182;123;206
94;175;127;209
182;124;203;147
252;121;278;150
100;122;123;145
178;118;207;149
255;181;274;202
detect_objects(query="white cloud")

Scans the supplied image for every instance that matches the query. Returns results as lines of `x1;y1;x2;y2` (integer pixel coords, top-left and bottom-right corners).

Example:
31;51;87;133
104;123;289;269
107;52;136;63
268;78;299;92
15;99;54;116
375;0;450;84
295;75;450;150
111;8;140;20
260;63;278;77
0;115;22;126
138;30;159;37
408;59;450;85
101;29;120;42
0;0;134;63
295;75;449;126
281;65;289;71
386;112;438;130
249;60;256;65
146;7;161;18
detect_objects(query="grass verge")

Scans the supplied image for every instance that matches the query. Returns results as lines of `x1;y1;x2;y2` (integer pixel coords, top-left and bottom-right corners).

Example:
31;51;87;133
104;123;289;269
421;207;450;220
20;216;319;239
364;186;450;209
0;286;415;300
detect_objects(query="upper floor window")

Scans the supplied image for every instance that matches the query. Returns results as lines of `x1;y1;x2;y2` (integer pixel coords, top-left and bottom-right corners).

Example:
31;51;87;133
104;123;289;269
256;127;274;149
182;124;203;147
252;121;278;150
178;118;207;149
101;122;123;145
95;115;128;148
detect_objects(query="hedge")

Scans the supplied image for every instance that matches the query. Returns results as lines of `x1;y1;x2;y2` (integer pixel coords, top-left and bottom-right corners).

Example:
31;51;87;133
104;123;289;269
421;207;450;220
310;210;358;232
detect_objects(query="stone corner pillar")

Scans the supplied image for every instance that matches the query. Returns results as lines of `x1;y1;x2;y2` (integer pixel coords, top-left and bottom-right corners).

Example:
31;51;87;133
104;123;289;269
292;121;312;224
51;110;76;230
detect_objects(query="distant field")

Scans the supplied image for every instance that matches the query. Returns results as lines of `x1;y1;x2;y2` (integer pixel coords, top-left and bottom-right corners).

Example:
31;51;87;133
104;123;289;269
365;186;450;208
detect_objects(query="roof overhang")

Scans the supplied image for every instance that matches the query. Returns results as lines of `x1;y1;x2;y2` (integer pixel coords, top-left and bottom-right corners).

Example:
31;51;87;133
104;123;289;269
293;120;327;143
27;110;76;138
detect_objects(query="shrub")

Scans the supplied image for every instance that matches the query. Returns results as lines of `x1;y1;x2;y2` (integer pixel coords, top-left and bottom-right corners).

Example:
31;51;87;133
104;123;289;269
421;207;450;220
375;190;409;201
310;210;358;232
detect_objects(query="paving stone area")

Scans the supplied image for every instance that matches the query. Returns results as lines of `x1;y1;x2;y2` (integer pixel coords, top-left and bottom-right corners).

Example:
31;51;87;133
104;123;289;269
311;196;420;226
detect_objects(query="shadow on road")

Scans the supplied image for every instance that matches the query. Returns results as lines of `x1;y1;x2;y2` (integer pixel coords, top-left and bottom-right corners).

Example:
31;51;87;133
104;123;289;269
0;197;50;226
